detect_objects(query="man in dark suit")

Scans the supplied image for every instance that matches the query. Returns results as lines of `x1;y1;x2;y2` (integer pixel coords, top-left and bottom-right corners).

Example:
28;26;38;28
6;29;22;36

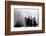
33;17;37;27
25;16;32;27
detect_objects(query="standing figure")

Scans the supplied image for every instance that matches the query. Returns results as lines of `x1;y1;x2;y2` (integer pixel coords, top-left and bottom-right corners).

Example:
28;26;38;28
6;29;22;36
33;17;37;27
29;16;32;27
25;16;32;27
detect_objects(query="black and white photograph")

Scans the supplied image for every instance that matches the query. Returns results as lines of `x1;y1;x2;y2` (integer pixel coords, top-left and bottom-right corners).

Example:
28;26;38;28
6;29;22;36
14;8;39;27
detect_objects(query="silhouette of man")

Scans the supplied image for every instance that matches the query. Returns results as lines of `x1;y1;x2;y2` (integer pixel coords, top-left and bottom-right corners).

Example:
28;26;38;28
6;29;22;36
33;17;37;27
29;16;32;27
25;16;32;27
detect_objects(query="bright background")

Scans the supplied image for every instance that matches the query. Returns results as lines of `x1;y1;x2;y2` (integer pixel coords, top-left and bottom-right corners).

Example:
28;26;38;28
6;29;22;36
0;0;46;36
14;6;39;27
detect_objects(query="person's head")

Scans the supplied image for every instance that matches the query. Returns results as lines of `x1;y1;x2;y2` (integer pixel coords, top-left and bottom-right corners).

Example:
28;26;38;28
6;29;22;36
25;17;27;21
25;17;27;19
34;17;35;19
28;16;30;19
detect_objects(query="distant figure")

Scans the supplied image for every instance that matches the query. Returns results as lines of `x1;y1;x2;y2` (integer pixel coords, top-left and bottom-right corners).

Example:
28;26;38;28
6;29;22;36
25;16;32;27
29;16;32;27
14;21;24;27
33;17;37;27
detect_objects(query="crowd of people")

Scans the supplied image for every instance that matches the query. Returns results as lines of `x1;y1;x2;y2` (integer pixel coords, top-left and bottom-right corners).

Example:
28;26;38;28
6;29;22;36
14;16;38;27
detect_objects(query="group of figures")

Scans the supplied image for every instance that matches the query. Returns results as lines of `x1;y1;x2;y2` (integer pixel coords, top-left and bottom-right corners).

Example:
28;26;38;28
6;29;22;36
25;16;38;27
14;16;38;27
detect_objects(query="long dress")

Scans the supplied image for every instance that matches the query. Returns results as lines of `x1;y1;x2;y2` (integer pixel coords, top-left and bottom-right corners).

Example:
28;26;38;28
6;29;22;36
14;21;24;27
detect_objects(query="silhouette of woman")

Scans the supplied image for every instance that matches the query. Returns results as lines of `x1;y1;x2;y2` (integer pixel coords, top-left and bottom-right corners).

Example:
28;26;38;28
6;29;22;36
14;21;24;27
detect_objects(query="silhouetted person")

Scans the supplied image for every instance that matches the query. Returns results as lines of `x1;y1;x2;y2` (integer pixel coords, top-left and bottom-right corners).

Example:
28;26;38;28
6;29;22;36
33;17;37;27
25;17;29;27
14;21;24;27
29;16;32;27
25;16;32;27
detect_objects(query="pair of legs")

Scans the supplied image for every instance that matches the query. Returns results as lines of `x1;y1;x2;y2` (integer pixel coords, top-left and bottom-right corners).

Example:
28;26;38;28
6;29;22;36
26;23;32;27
